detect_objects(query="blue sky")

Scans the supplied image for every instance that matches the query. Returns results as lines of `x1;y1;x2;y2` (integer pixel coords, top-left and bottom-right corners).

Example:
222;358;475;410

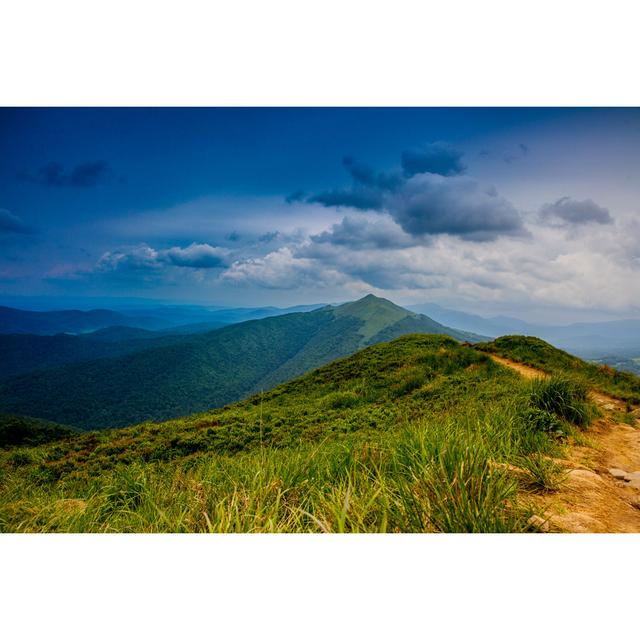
2;107;639;321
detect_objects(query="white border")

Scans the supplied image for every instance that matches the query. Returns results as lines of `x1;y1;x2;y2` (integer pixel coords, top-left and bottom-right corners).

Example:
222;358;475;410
2;0;639;636
1;0;639;106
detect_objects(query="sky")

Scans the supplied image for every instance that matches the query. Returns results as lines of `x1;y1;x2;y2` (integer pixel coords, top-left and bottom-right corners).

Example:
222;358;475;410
1;107;639;322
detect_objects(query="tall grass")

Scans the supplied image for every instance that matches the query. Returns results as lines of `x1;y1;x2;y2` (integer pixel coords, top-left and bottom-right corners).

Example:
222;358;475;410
528;377;594;428
0;407;552;533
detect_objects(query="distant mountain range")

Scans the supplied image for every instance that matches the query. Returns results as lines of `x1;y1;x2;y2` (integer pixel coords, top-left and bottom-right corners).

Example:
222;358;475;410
409;302;640;359
0;302;326;336
0;305;170;334
0;295;484;430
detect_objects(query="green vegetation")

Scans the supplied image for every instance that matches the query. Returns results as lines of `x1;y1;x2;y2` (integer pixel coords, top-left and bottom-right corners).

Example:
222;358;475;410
0;414;78;448
0;295;485;430
0;334;598;533
0;330;184;379
477;335;640;405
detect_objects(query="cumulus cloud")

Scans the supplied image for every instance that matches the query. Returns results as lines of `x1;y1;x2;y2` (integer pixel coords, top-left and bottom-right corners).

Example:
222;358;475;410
18;161;111;187
389;173;526;242
309;215;417;250
401;143;466;177
301;144;524;241
222;247;346;290
98;243;229;273
539;197;613;225
162;243;228;268
0;209;33;235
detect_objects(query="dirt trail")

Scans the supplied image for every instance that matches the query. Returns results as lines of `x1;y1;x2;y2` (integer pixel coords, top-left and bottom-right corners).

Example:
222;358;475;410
489;354;640;533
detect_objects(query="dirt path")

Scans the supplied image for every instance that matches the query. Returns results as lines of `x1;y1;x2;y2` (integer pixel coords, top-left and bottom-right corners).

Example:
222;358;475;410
489;354;640;533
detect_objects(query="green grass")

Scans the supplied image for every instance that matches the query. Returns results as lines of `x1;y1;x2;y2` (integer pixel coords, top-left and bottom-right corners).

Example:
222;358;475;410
477;335;640;405
0;334;599;533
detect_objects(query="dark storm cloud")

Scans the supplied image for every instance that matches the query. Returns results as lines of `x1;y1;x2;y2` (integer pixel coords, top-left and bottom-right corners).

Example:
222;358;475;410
0;209;33;235
342;156;403;190
540;197;614;225
18;161;111;187
307;187;384;211
304;145;525;242
389;174;525;242
401;143;466;177
285;190;306;204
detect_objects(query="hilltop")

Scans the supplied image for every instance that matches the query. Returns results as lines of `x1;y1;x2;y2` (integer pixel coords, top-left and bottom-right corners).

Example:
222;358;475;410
2;334;638;533
0;295;484;429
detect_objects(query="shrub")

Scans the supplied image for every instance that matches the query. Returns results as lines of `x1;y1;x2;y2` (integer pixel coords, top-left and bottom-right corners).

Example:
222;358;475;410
321;391;361;410
521;406;565;435
8;450;33;468
529;377;593;427
518;454;568;491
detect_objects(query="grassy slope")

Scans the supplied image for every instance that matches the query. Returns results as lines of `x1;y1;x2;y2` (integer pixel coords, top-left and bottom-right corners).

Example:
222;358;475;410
0;296;484;430
0;335;594;533
477;335;640;405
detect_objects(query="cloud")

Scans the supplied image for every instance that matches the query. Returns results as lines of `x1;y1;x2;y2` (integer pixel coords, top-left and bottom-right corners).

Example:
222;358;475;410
285;190;306;204
503;143;530;164
98;243;229;273
388;173;526;241
401;143;466;177
309;215;417;250
222;247;346;290
307;187;384;211
18;161;111;187
162;243;228;268
0;209;33;235
303;144;524;241
342;156;403;190
539;197;613;225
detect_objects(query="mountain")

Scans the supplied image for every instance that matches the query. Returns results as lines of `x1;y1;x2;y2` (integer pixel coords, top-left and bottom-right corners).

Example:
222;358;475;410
409;302;640;361
0;305;171;335
409;303;512;337
113;302;327;328
0;329;190;379
0;295;485;430
2;334;638;533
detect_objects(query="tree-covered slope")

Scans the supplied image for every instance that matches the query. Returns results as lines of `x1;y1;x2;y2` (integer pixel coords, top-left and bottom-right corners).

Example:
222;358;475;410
0;414;78;448
0;330;189;379
0;295;486;430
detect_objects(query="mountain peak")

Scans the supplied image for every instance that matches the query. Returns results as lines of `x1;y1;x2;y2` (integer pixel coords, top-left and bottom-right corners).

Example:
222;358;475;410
333;295;413;341
341;294;410;311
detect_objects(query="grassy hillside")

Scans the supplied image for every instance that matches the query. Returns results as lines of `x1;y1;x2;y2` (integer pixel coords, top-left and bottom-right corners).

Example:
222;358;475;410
0;296;484;430
477;335;640;405
0;334;598;532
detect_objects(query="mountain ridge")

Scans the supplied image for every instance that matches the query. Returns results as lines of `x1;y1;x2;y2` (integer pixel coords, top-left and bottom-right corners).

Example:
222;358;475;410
0;295;485;429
